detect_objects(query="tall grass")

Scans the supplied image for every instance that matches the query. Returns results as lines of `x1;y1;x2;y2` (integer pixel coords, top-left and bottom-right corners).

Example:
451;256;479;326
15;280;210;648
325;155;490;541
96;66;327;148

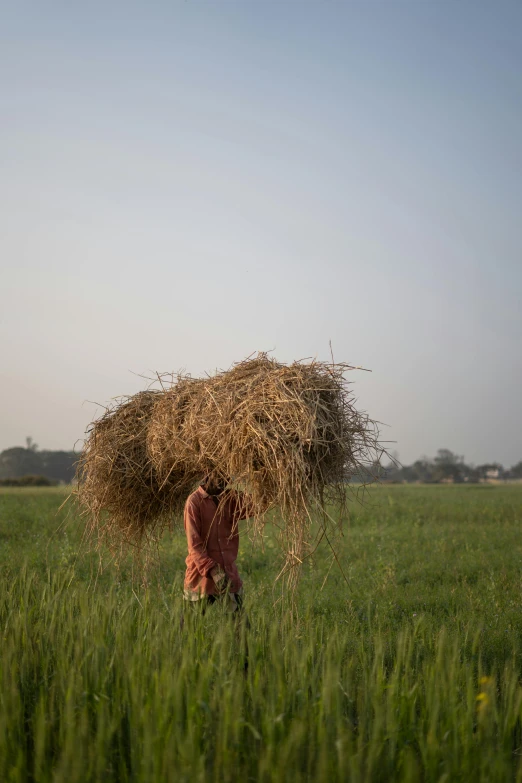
1;485;522;781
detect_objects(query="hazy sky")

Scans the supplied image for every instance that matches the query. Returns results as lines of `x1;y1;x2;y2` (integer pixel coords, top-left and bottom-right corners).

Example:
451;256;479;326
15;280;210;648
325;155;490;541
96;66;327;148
1;1;521;466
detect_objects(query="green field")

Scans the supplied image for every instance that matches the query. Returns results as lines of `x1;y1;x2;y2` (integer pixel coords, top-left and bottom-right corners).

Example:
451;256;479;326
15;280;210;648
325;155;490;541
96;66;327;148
1;485;522;782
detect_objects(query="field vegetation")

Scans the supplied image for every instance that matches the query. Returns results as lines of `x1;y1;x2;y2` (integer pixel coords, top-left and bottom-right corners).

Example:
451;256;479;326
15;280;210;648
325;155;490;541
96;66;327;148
1;485;522;781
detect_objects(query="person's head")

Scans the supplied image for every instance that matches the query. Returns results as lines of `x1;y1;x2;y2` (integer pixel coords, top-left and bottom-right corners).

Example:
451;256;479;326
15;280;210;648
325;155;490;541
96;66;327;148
201;472;228;496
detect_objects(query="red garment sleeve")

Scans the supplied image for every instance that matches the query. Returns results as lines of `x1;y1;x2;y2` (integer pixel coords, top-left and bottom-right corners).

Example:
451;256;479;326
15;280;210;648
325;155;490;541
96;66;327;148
184;498;216;577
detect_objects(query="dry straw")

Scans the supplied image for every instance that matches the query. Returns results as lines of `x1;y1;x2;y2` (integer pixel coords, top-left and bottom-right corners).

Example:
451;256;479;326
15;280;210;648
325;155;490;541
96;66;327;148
76;354;384;580
75;391;199;555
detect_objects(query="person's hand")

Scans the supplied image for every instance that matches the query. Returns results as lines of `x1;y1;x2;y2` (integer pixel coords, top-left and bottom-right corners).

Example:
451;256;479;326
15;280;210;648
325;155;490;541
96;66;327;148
210;565;226;589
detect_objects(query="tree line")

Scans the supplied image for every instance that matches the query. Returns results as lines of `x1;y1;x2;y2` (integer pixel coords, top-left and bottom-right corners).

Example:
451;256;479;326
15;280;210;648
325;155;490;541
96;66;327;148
0;441;521;487
0;439;76;485
380;448;522;484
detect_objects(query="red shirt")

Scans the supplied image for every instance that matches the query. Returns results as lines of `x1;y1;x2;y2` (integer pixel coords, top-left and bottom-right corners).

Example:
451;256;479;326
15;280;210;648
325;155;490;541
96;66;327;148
183;486;253;596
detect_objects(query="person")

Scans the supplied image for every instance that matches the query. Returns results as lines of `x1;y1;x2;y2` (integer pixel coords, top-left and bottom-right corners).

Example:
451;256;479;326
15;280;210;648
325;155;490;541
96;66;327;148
182;473;254;614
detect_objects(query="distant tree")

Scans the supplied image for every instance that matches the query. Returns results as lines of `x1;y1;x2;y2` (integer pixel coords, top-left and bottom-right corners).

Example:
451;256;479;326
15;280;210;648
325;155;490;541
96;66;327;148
432;449;465;483
382;461;402;482
510;461;522;479
40;451;77;483
25;436;38;452
0;447;42;479
382;453;425;482
464;464;480;483
399;464;420;482
411;458;435;483
0;446;76;483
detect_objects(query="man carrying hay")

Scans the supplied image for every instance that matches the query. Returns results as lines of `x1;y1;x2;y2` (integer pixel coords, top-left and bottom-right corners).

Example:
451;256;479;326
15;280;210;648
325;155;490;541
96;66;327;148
183;474;253;613
77;354;383;598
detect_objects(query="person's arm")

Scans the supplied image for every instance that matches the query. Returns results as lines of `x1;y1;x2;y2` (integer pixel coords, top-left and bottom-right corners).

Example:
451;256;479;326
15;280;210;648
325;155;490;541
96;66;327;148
210;564;226;588
184;499;216;577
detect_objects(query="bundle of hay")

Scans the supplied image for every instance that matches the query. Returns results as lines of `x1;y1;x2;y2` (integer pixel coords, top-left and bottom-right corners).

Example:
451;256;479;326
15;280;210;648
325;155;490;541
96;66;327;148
76;354;383;572
75;391;198;552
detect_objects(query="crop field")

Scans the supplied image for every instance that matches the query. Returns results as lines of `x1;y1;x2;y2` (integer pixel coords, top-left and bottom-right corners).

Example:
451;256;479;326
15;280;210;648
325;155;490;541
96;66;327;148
1;485;522;782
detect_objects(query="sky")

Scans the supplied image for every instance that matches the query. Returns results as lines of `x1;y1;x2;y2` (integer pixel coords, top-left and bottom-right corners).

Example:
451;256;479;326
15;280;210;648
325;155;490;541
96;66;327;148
1;1;521;466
